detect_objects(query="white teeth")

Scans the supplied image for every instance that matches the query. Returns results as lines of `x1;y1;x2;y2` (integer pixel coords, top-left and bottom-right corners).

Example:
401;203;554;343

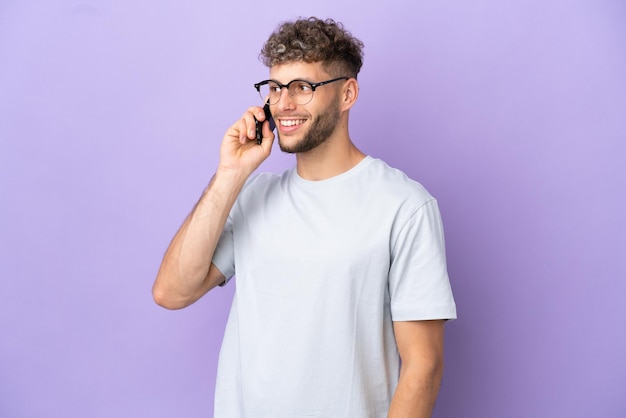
280;119;305;127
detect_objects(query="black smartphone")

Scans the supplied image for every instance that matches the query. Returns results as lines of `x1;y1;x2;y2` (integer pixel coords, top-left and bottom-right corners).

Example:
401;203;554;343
255;101;276;145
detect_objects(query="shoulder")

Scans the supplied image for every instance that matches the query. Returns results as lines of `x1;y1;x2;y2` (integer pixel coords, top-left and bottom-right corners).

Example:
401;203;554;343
236;169;292;203
244;168;292;188
364;158;435;208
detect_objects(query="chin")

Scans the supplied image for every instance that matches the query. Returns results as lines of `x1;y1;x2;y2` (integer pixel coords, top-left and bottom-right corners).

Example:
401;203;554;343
278;134;327;154
277;132;307;154
278;139;300;154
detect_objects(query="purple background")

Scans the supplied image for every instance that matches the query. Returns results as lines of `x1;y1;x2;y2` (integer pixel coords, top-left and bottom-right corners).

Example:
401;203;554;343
1;1;625;417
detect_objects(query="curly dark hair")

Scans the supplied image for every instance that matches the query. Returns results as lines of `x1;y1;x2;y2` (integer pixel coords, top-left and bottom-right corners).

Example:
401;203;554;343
259;17;364;78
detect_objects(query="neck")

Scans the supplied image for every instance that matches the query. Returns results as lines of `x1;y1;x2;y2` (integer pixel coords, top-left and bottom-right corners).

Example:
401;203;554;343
294;124;366;181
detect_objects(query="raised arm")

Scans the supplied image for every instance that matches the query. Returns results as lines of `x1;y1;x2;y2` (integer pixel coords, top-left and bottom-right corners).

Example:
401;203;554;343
152;106;275;309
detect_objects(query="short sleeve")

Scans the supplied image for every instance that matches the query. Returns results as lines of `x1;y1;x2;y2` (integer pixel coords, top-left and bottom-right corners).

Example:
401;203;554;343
388;199;457;321
212;216;235;286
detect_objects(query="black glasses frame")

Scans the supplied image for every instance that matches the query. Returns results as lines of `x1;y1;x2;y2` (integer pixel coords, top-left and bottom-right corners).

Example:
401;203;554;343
254;77;349;105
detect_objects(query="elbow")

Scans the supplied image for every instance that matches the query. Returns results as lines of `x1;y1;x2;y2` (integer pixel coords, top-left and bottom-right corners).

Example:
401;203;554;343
432;356;445;384
152;262;222;309
152;281;189;310
422;353;445;384
401;354;445;391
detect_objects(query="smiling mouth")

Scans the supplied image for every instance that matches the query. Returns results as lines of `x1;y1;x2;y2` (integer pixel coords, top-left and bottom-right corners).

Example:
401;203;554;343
279;119;307;127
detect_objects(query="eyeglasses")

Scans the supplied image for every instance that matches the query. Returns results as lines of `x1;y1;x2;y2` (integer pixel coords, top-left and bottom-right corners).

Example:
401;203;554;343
254;77;349;105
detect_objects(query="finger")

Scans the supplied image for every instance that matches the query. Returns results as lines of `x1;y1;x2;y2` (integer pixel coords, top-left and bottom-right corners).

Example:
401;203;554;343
235;118;250;144
240;107;265;141
259;120;275;152
250;105;266;122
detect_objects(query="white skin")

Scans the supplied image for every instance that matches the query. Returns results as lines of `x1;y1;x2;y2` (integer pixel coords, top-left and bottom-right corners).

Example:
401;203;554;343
273;76;341;154
152;61;445;418
269;61;365;179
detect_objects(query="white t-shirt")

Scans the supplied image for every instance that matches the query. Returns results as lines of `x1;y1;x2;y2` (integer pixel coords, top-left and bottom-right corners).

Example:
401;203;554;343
212;156;456;417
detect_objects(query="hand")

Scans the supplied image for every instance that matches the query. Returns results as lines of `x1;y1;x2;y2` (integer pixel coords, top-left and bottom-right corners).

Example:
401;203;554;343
218;106;275;177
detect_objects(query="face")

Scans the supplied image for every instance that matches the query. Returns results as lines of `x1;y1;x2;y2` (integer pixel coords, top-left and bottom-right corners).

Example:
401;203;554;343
269;62;344;154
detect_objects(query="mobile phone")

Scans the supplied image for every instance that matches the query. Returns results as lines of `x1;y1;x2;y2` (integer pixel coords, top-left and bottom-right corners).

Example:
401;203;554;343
255;101;275;145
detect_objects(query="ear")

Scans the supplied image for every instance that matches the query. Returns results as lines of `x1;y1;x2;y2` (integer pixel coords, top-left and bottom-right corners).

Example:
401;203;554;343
340;78;359;111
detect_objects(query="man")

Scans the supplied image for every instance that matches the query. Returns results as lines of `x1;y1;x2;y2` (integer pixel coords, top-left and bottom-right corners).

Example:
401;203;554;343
153;17;456;418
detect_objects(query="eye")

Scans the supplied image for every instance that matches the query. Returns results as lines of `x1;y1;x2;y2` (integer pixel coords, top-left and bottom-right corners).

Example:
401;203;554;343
293;82;312;94
268;83;282;94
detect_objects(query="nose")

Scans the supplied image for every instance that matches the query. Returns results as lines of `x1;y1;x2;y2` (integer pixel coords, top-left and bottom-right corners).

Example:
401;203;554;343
276;87;296;111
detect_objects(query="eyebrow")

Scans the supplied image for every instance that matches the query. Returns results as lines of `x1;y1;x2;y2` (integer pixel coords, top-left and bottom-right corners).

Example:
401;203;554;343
269;78;316;84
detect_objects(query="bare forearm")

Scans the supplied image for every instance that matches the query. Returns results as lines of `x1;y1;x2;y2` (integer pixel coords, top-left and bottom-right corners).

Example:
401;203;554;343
153;168;247;309
387;360;443;418
153;104;275;309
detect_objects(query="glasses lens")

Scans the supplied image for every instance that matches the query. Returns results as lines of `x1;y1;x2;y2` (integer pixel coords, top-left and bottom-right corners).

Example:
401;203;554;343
257;81;315;105
288;81;314;105
257;82;273;104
